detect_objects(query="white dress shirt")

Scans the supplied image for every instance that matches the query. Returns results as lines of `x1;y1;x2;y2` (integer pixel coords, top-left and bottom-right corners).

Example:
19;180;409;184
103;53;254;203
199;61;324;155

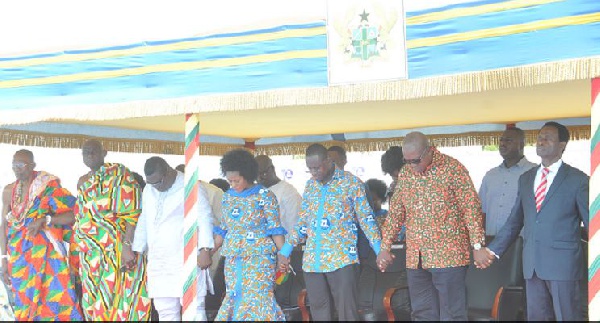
533;159;563;197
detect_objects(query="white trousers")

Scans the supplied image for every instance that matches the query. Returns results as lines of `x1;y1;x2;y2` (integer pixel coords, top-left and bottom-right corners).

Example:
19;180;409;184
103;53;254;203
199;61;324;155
153;296;207;321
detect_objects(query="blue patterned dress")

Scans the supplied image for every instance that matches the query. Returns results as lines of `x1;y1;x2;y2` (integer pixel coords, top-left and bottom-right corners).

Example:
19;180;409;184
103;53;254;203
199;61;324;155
214;184;286;321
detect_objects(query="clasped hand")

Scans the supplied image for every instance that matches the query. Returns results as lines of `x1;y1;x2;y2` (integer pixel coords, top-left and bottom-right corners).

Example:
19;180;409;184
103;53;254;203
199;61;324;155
277;253;290;273
121;245;136;272
473;248;495;269
197;249;213;270
376;250;395;272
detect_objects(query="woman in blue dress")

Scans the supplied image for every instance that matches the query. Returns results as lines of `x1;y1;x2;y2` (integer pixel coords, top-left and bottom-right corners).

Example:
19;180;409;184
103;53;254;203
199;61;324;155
213;149;287;321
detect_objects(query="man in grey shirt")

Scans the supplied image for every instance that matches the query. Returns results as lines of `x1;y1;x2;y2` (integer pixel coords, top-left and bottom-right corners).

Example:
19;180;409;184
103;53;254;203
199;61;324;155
479;127;536;235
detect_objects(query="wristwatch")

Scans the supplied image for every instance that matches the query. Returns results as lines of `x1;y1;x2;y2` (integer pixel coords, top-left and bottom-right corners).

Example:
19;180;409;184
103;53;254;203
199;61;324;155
199;247;212;253
473;243;482;251
45;215;52;227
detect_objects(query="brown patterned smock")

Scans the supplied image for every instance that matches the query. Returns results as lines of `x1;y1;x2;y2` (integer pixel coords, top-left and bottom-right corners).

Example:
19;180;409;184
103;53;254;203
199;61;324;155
381;148;485;269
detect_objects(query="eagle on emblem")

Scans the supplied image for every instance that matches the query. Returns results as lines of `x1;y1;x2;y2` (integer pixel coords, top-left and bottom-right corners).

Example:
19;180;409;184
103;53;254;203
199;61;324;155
332;2;399;64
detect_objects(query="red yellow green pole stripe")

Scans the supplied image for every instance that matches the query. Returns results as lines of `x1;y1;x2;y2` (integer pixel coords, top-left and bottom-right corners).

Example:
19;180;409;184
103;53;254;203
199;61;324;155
589;78;600;320
182;113;199;320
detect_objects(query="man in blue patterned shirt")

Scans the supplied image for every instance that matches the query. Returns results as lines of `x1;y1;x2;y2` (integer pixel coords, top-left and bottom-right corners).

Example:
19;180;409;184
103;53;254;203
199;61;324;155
278;143;382;321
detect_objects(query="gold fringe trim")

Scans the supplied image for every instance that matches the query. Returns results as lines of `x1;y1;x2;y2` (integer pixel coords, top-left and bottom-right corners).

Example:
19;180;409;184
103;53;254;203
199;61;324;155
0;129;240;156
254;126;592;156
0;126;591;156
0;57;598;126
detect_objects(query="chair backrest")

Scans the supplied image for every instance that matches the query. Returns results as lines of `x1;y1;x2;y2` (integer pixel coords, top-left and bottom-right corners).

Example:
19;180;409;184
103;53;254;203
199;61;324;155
466;235;524;312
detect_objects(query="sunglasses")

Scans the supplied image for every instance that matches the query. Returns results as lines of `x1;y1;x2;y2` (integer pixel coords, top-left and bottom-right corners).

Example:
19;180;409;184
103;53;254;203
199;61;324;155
12;162;31;169
403;147;430;165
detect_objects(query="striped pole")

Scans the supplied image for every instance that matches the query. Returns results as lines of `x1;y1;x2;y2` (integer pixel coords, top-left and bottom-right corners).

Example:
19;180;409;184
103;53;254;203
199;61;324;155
182;113;200;320
590;78;600;320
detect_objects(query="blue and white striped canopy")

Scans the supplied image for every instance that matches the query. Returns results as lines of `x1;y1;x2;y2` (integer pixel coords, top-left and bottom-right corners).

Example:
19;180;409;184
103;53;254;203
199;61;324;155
0;0;597;154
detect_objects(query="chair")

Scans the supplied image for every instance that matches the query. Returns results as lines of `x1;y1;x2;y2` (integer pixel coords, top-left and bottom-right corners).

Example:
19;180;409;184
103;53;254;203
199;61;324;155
466;235;525;321
276;244;308;321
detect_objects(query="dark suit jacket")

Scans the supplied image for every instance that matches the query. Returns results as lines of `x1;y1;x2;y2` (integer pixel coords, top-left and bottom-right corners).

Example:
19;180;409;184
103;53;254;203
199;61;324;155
488;163;589;281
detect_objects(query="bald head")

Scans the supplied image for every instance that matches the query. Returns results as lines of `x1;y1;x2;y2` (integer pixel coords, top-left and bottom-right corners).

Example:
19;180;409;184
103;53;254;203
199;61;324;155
83;139;102;150
82;139;107;171
255;154;279;187
255;155;273;169
402;132;433;175
402;132;429;154
12;149;36;181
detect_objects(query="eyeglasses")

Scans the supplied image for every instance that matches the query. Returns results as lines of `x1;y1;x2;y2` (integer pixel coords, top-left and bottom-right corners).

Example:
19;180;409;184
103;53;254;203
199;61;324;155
147;173;166;187
403;147;430;165
12;162;31;169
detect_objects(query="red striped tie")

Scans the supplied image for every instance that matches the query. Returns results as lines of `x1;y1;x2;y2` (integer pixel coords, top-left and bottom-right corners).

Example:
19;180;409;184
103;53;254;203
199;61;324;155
535;167;549;212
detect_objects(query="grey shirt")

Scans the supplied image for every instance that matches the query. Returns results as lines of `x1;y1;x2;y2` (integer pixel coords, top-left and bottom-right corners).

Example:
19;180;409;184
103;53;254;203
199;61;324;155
479;157;537;235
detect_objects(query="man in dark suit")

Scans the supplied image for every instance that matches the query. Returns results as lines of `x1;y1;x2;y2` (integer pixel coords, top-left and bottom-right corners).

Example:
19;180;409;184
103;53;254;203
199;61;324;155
474;121;589;321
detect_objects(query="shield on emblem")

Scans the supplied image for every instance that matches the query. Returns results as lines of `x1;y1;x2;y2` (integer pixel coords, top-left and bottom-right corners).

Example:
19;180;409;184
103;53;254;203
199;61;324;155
299;226;307;235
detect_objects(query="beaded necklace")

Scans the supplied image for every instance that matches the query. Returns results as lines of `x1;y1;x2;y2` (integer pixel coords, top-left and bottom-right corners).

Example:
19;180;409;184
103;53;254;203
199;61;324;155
9;172;35;227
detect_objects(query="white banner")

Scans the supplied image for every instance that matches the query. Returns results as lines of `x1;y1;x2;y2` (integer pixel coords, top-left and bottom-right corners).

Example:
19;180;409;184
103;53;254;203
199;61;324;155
327;0;407;85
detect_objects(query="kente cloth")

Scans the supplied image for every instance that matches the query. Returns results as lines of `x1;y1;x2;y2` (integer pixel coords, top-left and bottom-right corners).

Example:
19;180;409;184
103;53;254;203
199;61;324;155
6;171;83;321
74;163;151;321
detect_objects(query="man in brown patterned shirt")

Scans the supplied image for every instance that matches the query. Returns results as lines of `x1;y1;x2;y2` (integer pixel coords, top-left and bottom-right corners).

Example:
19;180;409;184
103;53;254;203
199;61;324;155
377;131;485;321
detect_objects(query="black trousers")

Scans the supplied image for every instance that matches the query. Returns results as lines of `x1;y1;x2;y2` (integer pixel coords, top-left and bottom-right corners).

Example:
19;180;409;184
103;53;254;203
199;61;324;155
406;259;468;321
526;271;582;321
304;264;360;321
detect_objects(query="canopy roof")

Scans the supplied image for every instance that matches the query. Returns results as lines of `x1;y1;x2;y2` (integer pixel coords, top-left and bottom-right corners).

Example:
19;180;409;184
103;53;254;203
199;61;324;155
0;0;598;155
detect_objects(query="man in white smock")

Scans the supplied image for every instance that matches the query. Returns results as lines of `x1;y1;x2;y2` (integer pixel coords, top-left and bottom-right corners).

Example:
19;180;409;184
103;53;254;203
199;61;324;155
133;157;215;321
255;155;301;234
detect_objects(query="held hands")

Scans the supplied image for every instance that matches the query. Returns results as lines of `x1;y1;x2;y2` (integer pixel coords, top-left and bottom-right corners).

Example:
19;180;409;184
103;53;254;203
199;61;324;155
376;250;395;272
121;243;136;272
473;248;496;269
197;249;213;270
277;253;290;273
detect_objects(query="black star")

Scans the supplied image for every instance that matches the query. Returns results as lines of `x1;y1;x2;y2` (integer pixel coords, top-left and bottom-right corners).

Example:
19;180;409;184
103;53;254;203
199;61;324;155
359;9;369;22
